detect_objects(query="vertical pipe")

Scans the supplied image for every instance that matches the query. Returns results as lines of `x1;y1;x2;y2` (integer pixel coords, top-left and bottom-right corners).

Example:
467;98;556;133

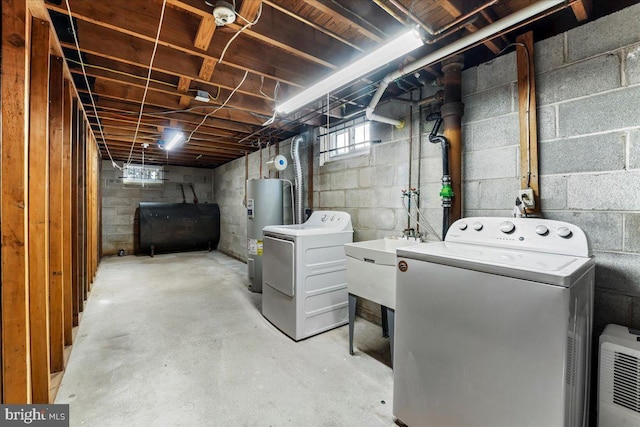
441;55;465;227
408;103;413;231
417;102;423;233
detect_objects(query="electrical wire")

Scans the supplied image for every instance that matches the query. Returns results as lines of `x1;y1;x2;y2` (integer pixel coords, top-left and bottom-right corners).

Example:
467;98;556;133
126;0;168;167
187;70;249;143
259;76;280;100
64;0;119;169
218;3;263;64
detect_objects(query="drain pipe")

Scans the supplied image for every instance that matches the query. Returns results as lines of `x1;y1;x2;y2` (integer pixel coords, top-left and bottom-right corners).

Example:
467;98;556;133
365;0;565;127
427;112;453;237
441;55;465;227
291;135;304;224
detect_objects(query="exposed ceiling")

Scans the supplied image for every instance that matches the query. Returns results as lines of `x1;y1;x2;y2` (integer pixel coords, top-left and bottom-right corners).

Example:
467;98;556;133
45;0;638;168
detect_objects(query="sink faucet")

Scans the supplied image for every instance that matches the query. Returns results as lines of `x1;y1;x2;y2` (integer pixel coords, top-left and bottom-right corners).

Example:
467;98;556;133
403;228;415;239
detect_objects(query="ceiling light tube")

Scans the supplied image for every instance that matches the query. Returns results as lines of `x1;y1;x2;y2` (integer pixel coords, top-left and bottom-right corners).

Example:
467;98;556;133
164;131;184;151
276;28;424;115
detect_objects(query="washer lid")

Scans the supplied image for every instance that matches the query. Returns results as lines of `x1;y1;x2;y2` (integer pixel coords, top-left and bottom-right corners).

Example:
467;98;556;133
397;242;594;287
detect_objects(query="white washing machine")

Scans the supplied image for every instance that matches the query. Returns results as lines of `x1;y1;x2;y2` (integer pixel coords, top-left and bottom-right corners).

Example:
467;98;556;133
262;211;353;341
394;217;595;427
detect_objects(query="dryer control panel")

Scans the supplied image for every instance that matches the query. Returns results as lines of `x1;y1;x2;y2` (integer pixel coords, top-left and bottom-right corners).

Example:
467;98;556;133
446;217;591;257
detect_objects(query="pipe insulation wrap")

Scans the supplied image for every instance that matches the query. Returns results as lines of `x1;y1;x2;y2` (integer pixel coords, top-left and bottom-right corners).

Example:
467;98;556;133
291;135;304;224
365;0;565;125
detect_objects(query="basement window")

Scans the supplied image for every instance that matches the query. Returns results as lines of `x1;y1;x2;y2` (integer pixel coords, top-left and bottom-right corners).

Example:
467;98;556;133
122;164;164;185
319;119;371;165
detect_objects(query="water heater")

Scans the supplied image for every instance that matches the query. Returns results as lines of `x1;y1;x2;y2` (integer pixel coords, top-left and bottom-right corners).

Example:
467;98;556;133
246;179;283;292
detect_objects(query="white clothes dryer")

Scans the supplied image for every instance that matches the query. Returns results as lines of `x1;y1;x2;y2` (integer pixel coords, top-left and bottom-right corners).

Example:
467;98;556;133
262;211;353;341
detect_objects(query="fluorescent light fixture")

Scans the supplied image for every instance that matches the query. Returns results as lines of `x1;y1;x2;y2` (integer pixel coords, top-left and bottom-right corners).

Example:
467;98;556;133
164;131;184;151
194;90;210;102
276;28;424;115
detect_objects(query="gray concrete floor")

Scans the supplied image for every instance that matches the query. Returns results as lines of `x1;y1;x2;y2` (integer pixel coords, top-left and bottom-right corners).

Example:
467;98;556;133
56;251;395;426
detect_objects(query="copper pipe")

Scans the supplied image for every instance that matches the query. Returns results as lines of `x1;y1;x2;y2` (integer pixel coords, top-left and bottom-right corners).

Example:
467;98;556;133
387;0;433;34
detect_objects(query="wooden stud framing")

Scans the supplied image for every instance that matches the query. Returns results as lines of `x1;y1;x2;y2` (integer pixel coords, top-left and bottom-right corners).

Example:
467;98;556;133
71;101;80;326
571;0;592;22
48;55;65;374
1;0;32;404
62;80;74;346
516;32;540;212
28;17;52;404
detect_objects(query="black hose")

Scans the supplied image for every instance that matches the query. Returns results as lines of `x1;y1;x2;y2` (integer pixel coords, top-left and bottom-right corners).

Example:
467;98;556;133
443;207;450;238
441;140;450;176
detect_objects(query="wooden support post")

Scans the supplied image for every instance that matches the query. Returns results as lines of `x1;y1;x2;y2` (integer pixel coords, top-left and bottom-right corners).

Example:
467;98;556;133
62;80;73;346
48;55;65;374
79;119;87;306
516;32;540;213
1;0;32;404
71;101;80;326
28;17;52;404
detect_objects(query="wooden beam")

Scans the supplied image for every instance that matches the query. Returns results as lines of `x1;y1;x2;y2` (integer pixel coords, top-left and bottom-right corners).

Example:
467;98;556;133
48;56;66;375
439;0;502;54
516;32;539;212
178;76;192;107
237;0;262;23
570;0;592;22
62;80;74;347
198;57;217;81
28;17;52;404
86;80;268;124
301;0;383;42
88;100;258;134
49;2;318;87
193;15;216;51
2;0;31;404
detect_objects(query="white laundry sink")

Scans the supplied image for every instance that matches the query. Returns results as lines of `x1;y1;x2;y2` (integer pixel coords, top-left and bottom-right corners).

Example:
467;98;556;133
345;238;422;309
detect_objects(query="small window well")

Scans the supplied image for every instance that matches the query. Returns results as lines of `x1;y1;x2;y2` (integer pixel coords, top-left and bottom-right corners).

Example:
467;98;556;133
320;119;378;165
123;164;164;185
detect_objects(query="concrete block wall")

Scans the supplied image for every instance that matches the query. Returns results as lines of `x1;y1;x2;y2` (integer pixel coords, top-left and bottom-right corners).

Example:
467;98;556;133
461;3;640;333
101;160;215;255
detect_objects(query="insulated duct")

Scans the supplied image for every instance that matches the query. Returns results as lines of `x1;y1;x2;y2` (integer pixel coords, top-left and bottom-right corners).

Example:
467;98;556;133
291;135;304;224
365;0;565;126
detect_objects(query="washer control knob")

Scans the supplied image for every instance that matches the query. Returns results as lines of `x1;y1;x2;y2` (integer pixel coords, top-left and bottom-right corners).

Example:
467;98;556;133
458;222;468;231
321;215;328;222
535;225;549;236
473;222;483;231
499;221;515;233
330;215;336;221
557;226;572;238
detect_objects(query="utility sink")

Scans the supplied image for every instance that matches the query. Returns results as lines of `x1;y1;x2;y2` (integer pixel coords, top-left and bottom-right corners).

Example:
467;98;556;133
345;238;422;309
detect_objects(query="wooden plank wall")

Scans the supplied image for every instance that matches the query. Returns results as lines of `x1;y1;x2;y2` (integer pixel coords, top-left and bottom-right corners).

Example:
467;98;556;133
1;4;103;403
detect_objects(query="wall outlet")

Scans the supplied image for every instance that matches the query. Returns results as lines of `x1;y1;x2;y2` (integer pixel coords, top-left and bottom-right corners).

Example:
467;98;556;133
518;188;535;208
